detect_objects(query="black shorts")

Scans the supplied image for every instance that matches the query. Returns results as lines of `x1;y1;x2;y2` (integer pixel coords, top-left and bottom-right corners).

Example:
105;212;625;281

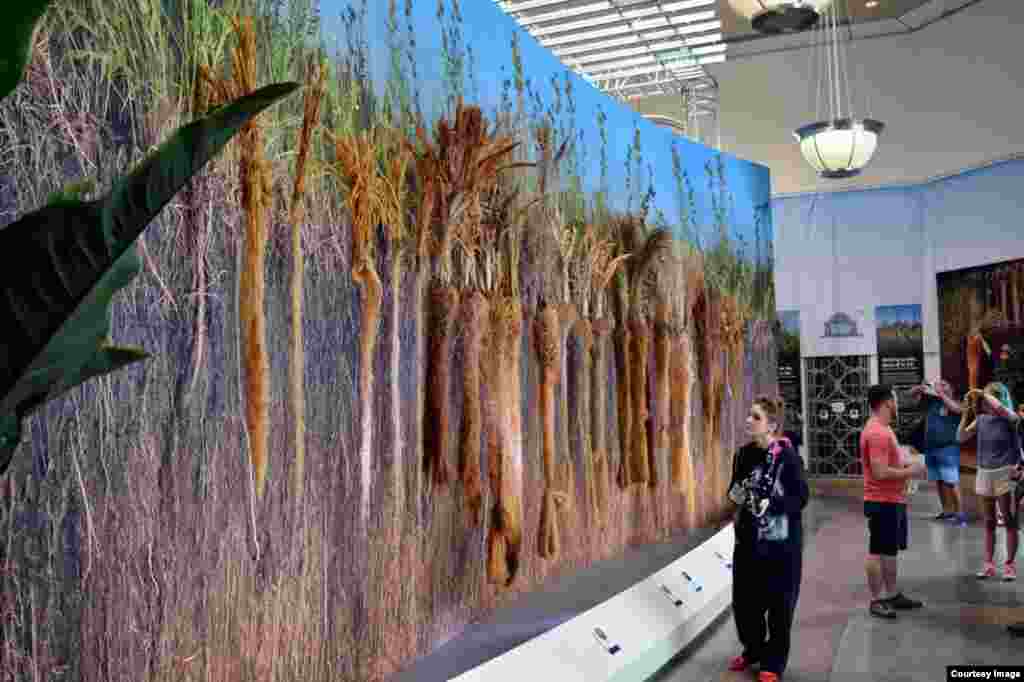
864;501;908;557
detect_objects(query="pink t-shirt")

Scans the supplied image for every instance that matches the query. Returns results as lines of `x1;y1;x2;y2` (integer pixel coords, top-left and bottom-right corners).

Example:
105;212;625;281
860;417;906;504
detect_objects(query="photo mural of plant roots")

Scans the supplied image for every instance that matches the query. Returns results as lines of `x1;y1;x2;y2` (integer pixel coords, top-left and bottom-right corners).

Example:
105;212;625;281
0;0;776;680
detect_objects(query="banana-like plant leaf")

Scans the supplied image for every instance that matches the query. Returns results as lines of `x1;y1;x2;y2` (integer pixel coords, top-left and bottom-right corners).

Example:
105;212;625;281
0;345;148;475
0;81;300;474
0;0;54;103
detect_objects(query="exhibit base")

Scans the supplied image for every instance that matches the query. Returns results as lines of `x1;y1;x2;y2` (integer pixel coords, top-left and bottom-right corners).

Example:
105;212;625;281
450;524;735;682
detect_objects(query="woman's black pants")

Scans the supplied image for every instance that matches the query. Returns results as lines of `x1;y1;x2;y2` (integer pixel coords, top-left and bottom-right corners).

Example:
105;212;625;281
731;542;803;676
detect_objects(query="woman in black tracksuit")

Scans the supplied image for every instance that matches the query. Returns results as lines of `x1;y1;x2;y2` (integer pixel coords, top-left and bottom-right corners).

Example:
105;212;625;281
725;395;809;682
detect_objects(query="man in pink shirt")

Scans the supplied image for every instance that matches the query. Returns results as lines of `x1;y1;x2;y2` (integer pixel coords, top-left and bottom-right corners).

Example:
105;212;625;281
860;384;927;618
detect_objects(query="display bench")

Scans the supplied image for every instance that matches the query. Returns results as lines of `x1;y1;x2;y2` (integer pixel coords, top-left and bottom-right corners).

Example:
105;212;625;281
450;524;735;682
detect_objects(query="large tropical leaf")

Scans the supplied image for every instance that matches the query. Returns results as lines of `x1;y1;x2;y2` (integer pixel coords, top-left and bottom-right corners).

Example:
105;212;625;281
0;0;53;103
0;81;300;474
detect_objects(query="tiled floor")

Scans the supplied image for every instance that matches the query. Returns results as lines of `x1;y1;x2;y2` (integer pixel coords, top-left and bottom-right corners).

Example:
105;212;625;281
389;491;1024;682
653;493;1024;681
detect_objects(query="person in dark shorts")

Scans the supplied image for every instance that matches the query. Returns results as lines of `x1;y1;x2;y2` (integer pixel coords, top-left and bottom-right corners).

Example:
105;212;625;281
860;384;927;619
725;395;809;682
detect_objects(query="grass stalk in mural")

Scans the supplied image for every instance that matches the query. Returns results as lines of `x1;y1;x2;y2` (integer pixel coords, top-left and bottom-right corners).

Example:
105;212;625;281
535;302;564;558
235;17;273;506
460;287;487;523
329;125;411;527
0;2;298;476
437;0;466;116
414;101;518;490
652;297;671;486
671;142;698;248
476;160;534;583
610;208;670;490
667;247;702;524
573;224;626;525
385;0;414;135
493;295;525;582
692;279;718;518
286;55;326;518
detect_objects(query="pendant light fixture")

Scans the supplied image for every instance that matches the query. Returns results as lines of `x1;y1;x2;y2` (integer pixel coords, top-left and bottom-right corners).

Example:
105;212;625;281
793;0;884;179
727;1;832;34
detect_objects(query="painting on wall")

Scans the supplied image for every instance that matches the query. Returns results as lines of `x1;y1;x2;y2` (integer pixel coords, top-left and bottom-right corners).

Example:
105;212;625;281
936;258;1024;402
775;311;803;436
875;304;924;440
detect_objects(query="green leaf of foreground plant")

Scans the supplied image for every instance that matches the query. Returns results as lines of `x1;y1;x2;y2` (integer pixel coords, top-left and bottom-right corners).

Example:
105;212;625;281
0;0;54;103
0;81;300;474
0;345;148;475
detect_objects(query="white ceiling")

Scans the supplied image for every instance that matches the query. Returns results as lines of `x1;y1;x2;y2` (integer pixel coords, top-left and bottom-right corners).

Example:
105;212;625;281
635;0;1024;195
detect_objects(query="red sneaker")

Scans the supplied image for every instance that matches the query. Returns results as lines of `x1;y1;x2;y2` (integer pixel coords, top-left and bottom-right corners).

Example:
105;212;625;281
758;672;780;682
728;655;754;672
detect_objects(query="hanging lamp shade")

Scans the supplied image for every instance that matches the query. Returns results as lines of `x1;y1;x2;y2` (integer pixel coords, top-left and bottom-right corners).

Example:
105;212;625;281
727;0;832;34
794;118;884;178
793;1;884;179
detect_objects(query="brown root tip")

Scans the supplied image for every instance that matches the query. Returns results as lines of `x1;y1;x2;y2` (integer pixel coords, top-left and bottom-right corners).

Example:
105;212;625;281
504;536;520;586
488;528;509;585
433;461;449;487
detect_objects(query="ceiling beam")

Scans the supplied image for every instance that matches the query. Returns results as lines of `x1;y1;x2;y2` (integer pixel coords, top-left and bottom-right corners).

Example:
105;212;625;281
530;8;716;37
509;0;715;28
568;41;725;69
587;52;724;80
539;17;719;47
551;25;720;56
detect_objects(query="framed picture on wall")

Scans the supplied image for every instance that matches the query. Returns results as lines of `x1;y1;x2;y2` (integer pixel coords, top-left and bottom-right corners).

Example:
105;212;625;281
936;257;1024;402
775;311;803;438
875;305;924;442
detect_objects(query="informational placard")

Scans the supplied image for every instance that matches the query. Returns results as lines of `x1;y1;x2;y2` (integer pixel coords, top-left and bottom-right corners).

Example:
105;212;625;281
775;311;803;435
876;305;925;439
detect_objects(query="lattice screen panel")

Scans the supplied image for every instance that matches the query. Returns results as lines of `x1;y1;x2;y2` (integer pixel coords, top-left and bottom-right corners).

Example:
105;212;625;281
805;355;871;477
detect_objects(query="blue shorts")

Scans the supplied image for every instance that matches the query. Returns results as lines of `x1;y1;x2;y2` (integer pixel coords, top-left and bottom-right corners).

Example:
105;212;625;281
925;444;960;484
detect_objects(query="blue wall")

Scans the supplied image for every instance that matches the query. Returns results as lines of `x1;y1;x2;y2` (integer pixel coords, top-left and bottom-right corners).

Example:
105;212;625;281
771;157;1024;359
319;0;773;266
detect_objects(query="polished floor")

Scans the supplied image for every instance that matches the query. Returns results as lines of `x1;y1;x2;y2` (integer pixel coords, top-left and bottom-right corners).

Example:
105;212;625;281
389;491;1024;682
654;492;1024;681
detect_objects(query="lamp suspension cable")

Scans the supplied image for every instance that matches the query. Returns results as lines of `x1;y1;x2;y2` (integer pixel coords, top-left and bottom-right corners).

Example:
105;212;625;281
793;0;884;179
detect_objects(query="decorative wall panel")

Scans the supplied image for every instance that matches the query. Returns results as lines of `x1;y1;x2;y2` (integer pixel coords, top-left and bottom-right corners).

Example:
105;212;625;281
805;355;871;477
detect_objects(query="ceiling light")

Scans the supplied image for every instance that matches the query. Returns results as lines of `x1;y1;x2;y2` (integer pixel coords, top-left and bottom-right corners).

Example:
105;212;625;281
865;1;879;7
727;1;832;34
793;2;884;178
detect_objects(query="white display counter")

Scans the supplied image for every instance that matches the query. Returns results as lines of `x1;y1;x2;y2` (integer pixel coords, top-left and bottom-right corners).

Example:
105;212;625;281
450;523;735;682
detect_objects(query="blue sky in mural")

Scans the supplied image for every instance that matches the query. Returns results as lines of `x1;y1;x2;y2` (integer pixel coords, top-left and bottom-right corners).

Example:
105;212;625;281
875;305;922;327
317;0;772;263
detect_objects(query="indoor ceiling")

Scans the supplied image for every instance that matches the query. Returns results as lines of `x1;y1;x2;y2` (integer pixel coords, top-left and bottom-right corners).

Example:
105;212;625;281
494;0;958;101
722;1;939;42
